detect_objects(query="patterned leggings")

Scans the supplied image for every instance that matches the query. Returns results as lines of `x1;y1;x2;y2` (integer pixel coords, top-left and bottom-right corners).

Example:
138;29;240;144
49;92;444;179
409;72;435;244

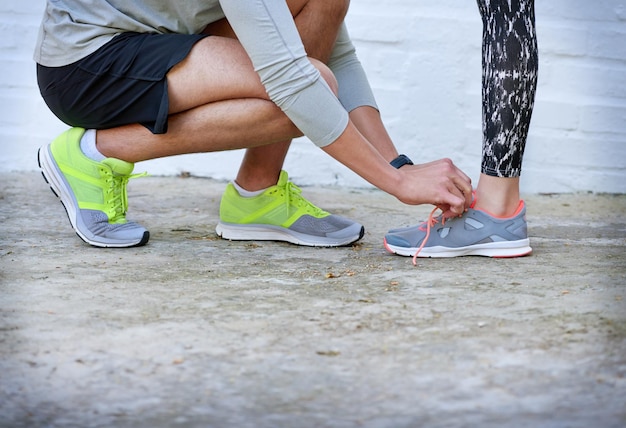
478;0;538;177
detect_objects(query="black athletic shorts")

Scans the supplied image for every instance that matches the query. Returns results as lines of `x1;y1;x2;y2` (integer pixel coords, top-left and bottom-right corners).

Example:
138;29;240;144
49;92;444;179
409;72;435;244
37;32;208;134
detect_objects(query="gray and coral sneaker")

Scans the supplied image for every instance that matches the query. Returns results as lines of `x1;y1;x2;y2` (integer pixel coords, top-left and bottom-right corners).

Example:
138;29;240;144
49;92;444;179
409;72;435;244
384;200;532;259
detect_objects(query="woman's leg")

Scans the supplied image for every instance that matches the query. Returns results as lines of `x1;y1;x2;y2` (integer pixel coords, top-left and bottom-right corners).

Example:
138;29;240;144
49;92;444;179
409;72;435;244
383;0;537;258
474;0;538;216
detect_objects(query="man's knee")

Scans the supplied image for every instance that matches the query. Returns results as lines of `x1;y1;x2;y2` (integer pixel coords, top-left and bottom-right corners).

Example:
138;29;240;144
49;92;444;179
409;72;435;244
318;0;350;20
310;58;338;95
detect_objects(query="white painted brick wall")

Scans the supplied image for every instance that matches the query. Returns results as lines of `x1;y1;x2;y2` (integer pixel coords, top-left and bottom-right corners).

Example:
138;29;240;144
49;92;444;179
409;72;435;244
1;0;625;193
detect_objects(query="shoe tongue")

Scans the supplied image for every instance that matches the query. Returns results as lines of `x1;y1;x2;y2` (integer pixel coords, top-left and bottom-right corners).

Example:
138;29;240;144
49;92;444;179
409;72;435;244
469;191;477;209
102;158;135;176
277;170;289;187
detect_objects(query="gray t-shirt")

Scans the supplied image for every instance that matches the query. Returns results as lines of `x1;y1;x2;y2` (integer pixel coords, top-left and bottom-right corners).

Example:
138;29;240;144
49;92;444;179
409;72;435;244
34;0;226;66
34;0;352;147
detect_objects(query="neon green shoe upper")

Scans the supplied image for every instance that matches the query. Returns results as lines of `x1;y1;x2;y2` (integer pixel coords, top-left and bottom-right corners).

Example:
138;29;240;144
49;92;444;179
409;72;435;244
40;127;149;247
219;170;329;227
49;127;139;224
216;170;364;246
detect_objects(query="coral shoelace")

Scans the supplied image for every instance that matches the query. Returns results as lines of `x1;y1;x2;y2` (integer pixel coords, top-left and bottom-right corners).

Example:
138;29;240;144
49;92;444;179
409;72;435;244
412;206;445;266
412;192;476;265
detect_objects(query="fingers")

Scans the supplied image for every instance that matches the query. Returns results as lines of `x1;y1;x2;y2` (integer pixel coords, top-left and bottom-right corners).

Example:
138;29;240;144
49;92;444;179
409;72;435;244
440;183;466;217
437;158;472;215
396;158;473;215
451;173;473;209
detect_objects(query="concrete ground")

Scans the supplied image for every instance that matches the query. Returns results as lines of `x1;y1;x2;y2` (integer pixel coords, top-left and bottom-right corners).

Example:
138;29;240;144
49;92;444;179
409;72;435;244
1;171;625;428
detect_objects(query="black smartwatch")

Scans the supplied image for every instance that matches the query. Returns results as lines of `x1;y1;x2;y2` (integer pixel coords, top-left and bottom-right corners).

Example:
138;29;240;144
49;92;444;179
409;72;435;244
390;154;414;169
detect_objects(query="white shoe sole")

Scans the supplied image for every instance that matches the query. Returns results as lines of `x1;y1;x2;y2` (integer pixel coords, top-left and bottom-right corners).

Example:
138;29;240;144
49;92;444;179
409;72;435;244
216;221;364;247
384;238;532;258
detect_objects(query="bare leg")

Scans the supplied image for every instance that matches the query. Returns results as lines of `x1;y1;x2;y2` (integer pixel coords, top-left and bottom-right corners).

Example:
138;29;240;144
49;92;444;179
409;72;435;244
96;99;300;162
95;37;305;162
475;175;520;217
205;0;350;190
234;141;291;191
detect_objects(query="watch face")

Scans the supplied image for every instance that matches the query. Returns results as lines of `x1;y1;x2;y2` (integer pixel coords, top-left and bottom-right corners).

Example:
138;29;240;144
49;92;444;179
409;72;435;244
391;155;413;168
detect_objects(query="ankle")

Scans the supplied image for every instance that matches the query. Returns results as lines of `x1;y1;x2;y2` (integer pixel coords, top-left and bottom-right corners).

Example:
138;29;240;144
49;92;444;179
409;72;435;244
474;198;522;218
474;175;521;217
235;170;281;192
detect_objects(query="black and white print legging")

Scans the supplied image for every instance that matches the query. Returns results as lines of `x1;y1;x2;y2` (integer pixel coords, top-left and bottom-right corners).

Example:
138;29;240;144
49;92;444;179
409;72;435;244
478;0;538;178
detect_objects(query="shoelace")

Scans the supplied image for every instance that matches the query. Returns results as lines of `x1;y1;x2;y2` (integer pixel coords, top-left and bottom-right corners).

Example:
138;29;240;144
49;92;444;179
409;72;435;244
281;181;326;216
412;206;446;266
101;167;147;223
412;191;477;265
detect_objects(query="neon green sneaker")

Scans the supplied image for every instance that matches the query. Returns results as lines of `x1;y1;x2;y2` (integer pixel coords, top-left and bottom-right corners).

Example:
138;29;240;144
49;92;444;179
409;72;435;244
216;170;364;247
38;127;149;247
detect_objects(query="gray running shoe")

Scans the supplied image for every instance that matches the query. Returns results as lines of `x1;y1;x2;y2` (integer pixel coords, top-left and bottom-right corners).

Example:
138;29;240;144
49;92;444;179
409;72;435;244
384;201;532;258
216;170;364;247
38;128;149;248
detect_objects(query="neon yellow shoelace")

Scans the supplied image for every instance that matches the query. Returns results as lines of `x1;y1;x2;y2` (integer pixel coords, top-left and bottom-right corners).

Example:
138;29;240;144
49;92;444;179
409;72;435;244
101;167;147;224
282;180;327;217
